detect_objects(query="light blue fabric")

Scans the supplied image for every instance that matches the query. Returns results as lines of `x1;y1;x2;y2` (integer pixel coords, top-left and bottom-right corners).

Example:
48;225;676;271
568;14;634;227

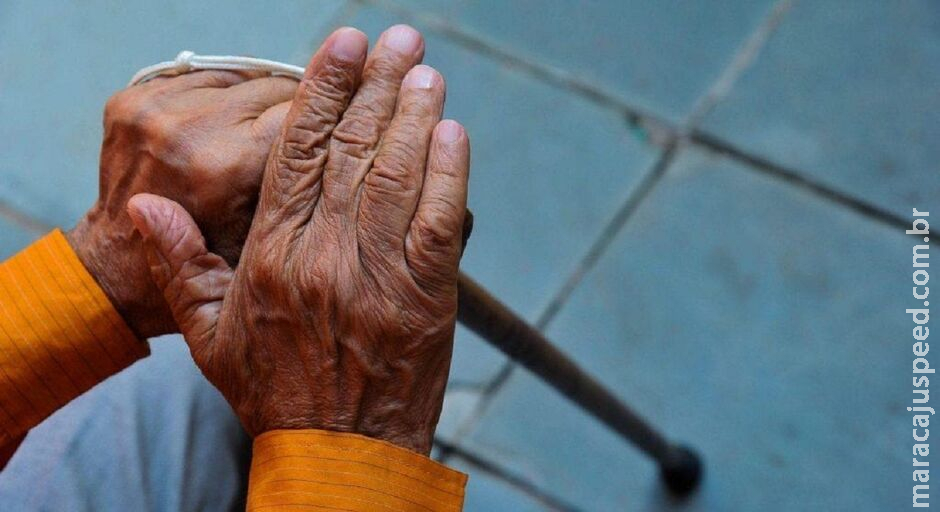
0;336;249;512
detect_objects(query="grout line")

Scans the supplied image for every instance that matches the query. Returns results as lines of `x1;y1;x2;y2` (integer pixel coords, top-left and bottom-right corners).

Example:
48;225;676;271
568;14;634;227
0;201;53;234
535;141;678;331
436;438;583;512
353;0;672;130
684;0;794;128
359;0;914;245
441;141;680;461
690;129;940;244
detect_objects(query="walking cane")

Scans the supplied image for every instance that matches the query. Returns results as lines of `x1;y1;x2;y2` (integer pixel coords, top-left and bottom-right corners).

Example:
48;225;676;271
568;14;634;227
126;52;703;496
456;269;703;495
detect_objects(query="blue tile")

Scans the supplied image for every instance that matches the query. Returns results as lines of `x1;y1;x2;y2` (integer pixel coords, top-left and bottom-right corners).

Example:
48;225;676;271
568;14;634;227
350;6;660;387
0;218;40;260
389;0;777;122
437;386;485;441
701;0;940;218
449;326;505;389
459;146;915;510
0;0;346;228
449;458;549;512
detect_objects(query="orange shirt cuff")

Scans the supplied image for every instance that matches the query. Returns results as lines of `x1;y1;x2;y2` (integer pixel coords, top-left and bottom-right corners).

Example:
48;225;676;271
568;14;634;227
0;230;149;445
248;430;468;511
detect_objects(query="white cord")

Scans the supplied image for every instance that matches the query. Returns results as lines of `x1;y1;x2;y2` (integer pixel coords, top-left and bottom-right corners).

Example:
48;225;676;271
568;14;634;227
128;51;305;86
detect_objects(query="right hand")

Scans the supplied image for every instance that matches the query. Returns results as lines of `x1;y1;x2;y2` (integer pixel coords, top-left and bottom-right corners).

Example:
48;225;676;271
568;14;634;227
127;26;471;455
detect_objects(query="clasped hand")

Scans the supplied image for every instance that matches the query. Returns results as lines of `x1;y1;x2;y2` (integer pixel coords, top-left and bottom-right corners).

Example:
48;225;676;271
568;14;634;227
73;25;470;455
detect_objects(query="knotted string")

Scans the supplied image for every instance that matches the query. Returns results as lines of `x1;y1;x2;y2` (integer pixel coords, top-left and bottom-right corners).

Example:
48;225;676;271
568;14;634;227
129;51;305;86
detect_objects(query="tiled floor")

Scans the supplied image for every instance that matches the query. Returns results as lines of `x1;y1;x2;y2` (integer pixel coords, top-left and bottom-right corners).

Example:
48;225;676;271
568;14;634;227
460;146;914;510
700;0;940;219
1;1;936;510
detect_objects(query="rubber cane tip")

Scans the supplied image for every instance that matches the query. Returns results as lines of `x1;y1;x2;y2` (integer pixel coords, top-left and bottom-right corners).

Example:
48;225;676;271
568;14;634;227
659;445;703;497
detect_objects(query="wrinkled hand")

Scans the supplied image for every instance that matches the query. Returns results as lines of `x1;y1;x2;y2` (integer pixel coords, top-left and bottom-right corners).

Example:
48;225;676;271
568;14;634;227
126;26;470;454
67;68;296;338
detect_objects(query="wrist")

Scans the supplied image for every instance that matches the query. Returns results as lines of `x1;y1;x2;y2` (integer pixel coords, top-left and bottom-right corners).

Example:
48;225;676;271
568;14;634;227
364;427;434;456
249;418;435;455
66;211;173;339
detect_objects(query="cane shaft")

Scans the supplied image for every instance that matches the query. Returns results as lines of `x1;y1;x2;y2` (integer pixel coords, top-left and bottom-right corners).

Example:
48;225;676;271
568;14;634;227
456;272;672;461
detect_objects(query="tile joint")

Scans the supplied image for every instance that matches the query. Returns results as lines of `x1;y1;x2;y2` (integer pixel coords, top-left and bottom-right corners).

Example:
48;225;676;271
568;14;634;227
436;437;584;511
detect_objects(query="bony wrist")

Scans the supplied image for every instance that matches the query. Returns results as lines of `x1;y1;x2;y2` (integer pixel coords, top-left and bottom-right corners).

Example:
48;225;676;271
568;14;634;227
65;213;172;339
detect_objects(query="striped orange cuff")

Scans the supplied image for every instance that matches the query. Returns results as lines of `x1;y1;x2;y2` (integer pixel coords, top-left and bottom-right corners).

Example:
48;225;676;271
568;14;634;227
248;430;468;511
0;230;149;445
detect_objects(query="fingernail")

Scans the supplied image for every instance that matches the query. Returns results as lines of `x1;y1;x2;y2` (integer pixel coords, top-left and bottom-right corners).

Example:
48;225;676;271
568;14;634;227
382;25;421;54
331;28;366;61
437;120;463;144
403;65;436;89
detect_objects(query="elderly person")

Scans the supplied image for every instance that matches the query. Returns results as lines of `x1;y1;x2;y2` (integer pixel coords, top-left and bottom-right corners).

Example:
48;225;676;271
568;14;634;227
0;25;470;511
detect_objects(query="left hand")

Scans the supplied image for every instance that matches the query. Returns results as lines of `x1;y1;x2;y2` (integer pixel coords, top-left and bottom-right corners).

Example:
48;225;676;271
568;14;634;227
67;70;296;338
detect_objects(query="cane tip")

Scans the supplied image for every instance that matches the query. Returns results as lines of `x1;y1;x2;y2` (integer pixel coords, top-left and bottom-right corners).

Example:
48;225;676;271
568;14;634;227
660;445;703;497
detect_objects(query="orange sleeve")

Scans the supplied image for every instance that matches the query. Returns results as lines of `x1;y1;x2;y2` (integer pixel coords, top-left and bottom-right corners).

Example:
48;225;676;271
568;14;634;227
0;230;149;449
0;232;467;510
248;430;467;511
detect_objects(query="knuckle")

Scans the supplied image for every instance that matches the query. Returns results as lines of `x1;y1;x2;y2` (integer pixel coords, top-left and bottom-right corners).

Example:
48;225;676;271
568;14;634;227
280;104;331;161
142;112;180;143
175;257;221;297
280;123;329;162
331;108;383;159
365;54;404;86
302;63;355;109
302;79;347;111
378;136;422;170
413;211;459;250
368;151;416;196
399;91;439;117
104;91;197;166
103;92;127;122
276;138;326;180
104;91;151;127
277;64;358;162
365;167;410;199
105;92;173;142
143;115;194;168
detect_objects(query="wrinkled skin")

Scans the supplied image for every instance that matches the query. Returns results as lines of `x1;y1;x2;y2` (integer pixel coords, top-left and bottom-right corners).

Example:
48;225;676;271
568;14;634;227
127;26;470;454
68;70;296;338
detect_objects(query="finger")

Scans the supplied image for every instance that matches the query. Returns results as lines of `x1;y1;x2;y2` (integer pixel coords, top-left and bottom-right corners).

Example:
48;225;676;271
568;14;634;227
259;27;368;224
358;65;445;253
226;76;299;115
406;120;470;290
126;194;234;352
321;24;425;212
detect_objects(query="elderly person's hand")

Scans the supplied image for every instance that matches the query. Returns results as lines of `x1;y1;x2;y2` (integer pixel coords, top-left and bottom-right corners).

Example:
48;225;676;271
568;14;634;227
126;26;469;454
67;68;297;338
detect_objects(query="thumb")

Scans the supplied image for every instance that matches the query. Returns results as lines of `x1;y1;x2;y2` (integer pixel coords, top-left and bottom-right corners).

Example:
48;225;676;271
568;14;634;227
126;193;233;350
